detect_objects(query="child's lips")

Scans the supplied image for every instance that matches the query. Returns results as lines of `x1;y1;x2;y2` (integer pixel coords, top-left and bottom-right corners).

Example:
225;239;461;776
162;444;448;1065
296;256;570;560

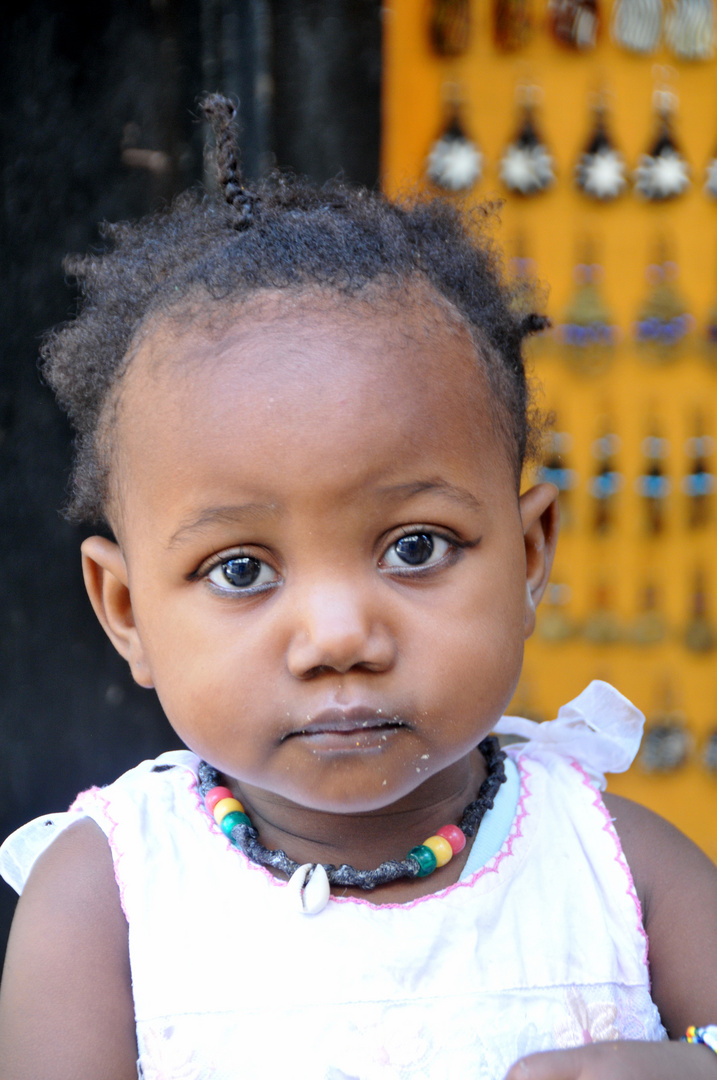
284;707;409;747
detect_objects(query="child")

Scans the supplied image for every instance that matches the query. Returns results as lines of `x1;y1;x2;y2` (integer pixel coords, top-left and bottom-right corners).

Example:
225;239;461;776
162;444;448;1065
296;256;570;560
0;94;716;1080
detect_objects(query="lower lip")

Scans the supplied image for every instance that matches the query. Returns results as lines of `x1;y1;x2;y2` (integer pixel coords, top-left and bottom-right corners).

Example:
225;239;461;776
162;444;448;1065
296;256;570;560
297;726;403;752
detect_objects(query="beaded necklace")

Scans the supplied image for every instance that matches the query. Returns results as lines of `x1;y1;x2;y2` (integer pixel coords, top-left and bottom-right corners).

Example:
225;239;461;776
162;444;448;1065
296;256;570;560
198;737;506;914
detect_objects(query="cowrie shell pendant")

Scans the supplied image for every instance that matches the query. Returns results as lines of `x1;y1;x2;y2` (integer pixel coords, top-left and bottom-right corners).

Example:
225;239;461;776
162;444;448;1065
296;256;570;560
287;862;331;914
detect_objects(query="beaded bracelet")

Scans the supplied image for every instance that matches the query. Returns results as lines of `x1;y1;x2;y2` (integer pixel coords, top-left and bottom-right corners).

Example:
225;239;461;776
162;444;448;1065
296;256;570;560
682;1025;717;1054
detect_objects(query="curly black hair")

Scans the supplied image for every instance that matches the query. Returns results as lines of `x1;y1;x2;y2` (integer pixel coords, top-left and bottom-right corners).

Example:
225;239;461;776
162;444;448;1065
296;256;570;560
41;94;547;526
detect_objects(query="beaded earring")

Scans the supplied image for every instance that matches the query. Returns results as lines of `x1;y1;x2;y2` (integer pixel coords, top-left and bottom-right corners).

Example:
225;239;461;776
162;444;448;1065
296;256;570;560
560;261;618;376
611;0;662;52
536;580;577;643
549;0;600;49
636;429;671;535
682;422;715;528
684;569;716;653
537;426;577;530
664;0;715;59
635;257;692;363
630;584;667;646
429;0;471;55
500;89;555;196
575;99;627;201
640;714;691;772
634;89;690;201
427;92;483;193
589;425;622;533
493;0;533;49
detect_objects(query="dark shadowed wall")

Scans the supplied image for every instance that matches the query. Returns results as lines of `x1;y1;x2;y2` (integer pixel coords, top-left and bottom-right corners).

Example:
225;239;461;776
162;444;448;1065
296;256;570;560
0;0;380;969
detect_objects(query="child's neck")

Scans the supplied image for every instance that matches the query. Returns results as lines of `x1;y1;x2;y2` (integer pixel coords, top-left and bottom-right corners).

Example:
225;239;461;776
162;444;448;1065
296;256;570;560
228;750;488;903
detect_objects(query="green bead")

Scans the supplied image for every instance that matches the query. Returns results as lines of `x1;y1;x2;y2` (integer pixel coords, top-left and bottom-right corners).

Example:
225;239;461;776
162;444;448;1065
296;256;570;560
221;810;252;839
407;844;438;877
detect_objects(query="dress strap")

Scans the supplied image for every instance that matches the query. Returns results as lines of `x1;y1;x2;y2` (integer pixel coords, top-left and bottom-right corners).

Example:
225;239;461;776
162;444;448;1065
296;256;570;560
460;757;521;878
493;680;644;790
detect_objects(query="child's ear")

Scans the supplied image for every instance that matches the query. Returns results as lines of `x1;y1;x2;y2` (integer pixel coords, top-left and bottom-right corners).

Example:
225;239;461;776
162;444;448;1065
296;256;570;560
81;536;154;688
519;482;560;638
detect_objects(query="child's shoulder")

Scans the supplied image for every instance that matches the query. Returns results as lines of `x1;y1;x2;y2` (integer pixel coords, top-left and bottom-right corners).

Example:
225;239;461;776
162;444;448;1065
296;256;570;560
604;791;717;912
0;817;137;1079
604;791;717;1038
0;753;199;1078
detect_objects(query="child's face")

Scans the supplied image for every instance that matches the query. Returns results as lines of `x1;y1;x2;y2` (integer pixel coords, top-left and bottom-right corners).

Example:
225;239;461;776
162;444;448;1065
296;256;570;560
84;286;557;815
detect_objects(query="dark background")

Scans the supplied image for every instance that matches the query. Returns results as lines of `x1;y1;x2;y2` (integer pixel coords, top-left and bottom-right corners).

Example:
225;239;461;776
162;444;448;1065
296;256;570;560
0;0;381;970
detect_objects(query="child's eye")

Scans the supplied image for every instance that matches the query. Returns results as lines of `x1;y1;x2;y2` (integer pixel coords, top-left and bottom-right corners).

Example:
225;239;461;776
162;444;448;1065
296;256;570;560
381;532;452;569
206;555;278;592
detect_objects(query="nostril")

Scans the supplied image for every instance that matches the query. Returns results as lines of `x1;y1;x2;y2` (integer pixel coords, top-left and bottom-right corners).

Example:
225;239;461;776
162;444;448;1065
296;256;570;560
300;659;373;679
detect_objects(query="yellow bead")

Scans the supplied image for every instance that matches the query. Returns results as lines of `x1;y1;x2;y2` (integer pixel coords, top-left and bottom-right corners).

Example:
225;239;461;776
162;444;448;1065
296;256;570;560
213;797;245;823
423;835;453;868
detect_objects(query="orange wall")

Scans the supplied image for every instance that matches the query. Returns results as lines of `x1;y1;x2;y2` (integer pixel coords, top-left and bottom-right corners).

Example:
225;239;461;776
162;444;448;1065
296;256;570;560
382;0;717;860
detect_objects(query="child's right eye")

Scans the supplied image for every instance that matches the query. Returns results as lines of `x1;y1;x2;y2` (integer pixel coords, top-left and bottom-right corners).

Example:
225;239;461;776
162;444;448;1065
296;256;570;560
206;556;278;592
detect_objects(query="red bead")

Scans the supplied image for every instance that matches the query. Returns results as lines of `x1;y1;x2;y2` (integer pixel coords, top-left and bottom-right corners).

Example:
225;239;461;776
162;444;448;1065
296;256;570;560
204;786;234;813
436;824;466;854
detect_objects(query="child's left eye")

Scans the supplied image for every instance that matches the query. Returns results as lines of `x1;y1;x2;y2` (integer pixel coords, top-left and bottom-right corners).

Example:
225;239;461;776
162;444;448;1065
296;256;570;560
381;532;451;569
206;556;278;592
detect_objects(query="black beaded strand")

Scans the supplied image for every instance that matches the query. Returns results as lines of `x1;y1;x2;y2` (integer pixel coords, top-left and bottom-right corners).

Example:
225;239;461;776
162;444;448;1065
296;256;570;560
198;736;506;891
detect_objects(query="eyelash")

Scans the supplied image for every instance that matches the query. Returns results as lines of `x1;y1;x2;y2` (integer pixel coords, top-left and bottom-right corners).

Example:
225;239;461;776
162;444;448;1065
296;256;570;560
200;551;279;596
378;530;466;575
196;530;474;595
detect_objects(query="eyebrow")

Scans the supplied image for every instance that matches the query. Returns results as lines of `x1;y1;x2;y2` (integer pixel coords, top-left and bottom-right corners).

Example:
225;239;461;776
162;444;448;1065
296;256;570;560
167;503;279;548
167;480;482;548
376;480;483;513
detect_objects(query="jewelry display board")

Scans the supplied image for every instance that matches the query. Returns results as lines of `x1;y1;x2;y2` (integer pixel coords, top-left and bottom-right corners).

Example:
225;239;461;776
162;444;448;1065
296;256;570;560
382;0;717;859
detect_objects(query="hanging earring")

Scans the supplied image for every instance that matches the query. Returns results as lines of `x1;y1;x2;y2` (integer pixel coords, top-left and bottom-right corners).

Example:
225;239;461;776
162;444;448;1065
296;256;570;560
682;417;715;528
500;86;555;196
630;583;667;645
636;426;671;536
508;243;543;317
494;0;533;49
635;253;692;362
536;579;577;642
508;241;550;359
538;424;577;529
427;90;483;192
429;0;471;56
583;578;622;644
589;423;622;533
611;0;663;52
575;97;627;201
703;728;717;773
664;0;715;60
640;685;691;772
561;259;618;375
634;86;690;201
684;568;716;652
549;0;600;49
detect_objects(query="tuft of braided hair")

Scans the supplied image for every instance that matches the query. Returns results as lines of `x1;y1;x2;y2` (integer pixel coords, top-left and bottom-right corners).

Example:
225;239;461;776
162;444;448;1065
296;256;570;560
41;93;549;527
201;93;259;228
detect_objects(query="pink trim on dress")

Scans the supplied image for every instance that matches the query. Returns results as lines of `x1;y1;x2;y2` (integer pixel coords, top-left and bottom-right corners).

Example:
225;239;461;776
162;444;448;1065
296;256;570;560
71;786;130;921
569;761;650;971
324;758;531;909
327;757;534;911
188;757;532;909
189;771;291;890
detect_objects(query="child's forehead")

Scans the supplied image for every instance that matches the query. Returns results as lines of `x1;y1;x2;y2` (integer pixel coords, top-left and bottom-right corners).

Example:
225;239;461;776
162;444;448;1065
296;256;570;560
104;284;521;540
127;284;487;423
144;278;476;358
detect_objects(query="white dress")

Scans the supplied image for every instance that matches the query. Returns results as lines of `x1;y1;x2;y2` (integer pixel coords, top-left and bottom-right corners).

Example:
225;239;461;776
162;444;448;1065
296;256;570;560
0;682;667;1080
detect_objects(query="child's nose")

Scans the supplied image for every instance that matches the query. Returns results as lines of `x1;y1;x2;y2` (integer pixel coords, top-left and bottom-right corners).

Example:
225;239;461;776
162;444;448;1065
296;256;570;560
286;580;396;678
